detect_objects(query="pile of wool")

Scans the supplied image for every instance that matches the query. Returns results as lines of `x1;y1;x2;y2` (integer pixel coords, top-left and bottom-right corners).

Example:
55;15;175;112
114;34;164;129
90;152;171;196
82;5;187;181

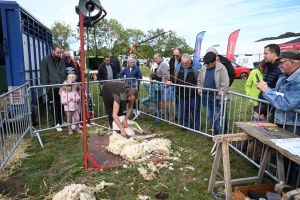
137;162;158;180
52;181;114;200
106;135;172;163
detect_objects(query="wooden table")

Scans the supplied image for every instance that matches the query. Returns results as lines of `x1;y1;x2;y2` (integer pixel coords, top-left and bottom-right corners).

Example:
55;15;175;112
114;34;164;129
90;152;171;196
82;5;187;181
208;122;300;200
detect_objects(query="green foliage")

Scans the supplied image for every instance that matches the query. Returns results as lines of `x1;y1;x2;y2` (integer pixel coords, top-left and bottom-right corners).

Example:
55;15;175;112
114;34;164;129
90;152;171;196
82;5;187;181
51;21;77;50
71;18;194;59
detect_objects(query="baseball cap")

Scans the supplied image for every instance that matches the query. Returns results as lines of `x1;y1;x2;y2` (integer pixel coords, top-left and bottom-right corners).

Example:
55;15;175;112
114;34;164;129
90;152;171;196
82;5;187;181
276;50;300;61
203;52;217;64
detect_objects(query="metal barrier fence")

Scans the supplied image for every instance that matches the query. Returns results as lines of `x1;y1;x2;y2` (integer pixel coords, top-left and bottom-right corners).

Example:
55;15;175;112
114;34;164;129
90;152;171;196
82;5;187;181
0;84;31;170
2;78;300;186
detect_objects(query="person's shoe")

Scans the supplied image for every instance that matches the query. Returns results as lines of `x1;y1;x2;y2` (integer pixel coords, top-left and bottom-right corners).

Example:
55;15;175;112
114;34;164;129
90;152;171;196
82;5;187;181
55;124;63;132
153;119;160;124
68;129;73;135
76;129;82;134
180;127;187;131
86;124;91;127
71;124;76;130
79;124;83;129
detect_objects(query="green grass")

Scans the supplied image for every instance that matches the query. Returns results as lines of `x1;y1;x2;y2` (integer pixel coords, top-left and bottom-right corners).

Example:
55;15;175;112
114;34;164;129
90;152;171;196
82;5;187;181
0;75;275;199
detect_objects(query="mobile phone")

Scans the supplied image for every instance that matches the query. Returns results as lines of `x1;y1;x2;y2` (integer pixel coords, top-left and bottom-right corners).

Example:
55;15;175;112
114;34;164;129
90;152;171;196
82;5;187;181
255;74;260;83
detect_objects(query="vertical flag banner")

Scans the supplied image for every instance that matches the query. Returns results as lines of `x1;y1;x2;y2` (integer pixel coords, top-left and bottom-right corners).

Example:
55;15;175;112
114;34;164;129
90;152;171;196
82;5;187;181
193;31;206;70
226;29;240;61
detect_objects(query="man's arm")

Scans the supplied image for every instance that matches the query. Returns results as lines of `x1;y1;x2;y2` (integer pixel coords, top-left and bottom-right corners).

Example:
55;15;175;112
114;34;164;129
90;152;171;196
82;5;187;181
112;100;127;137
40;58;49;85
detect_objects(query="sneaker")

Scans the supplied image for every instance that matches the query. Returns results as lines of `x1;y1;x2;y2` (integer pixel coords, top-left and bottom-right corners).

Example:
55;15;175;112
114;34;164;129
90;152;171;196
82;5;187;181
76;129;82;134
55;124;63;132
86;124;91;127
153;119;160;124
68;129;73;135
79;124;83;129
71;124;76;130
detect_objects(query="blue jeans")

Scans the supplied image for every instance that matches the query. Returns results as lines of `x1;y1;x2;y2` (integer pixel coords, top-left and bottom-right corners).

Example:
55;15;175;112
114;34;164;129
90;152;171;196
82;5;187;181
141;97;161;120
202;95;221;135
179;95;200;130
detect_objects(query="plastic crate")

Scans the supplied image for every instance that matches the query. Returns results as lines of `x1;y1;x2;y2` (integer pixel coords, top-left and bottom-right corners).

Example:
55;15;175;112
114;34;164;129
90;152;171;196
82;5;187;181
233;183;275;200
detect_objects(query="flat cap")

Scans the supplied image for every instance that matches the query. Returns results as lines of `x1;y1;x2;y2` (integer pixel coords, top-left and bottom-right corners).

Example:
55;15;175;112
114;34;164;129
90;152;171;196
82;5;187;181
276;50;300;61
203;52;217;64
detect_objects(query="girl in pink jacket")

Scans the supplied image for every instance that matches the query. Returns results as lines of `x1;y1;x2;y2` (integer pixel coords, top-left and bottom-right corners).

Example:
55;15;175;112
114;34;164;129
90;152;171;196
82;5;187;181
60;81;82;134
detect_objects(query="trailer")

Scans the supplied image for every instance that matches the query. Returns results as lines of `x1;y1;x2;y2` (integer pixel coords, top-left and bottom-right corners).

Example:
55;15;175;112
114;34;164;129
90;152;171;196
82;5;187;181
0;1;53;125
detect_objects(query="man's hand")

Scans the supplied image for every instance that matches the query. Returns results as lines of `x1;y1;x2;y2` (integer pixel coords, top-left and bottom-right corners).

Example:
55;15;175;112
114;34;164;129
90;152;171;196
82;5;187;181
120;129;127;137
122;119;128;128
256;81;269;92
166;81;172;86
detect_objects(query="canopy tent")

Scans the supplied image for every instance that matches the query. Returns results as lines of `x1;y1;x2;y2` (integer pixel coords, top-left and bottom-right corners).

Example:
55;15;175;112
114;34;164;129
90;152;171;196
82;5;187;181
278;37;300;50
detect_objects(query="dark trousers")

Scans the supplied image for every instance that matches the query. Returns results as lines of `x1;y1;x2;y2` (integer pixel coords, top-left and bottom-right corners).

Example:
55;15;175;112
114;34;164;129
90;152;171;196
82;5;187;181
47;89;64;125
180;95;200;130
104;101;124;128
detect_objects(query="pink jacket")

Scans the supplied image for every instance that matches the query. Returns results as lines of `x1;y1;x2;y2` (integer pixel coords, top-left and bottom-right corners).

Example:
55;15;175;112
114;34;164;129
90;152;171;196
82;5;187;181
61;91;81;111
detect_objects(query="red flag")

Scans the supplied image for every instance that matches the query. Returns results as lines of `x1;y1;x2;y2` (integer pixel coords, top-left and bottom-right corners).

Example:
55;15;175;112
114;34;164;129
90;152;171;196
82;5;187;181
226;29;240;61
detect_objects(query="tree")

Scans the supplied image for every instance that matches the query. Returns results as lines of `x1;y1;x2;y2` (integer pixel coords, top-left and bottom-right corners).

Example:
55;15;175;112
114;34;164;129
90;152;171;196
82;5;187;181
51;21;77;50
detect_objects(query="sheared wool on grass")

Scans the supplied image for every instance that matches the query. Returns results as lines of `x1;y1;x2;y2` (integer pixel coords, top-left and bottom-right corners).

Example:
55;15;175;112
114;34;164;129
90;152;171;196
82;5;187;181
52;181;114;200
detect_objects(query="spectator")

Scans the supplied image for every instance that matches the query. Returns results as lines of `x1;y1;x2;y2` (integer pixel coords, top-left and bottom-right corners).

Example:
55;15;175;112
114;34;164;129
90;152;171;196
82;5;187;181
197;52;229;136
153;53;169;82
62;50;82;82
101;81;138;137
119;57;142;89
141;73;161;124
161;80;175;122
97;55;117;83
247;104;268;163
169;47;182;83
40;44;66;131
169;47;182;121
60;81;81;135
256;50;300;184
206;47;235;86
171;54;200;131
109;50;121;74
259;44;281;100
245;60;266;106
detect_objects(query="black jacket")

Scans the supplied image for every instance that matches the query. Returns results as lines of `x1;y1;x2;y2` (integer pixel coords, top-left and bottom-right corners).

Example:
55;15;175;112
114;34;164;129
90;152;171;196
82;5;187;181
97;62;117;82
169;56;181;83
110;56;121;74
218;55;235;86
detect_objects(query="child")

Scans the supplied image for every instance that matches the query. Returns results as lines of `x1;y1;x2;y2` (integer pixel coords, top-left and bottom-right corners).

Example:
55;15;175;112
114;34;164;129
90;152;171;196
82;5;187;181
86;88;95;126
161;81;175;122
60;81;82;134
65;74;82;130
141;73;161;124
248;104;268;163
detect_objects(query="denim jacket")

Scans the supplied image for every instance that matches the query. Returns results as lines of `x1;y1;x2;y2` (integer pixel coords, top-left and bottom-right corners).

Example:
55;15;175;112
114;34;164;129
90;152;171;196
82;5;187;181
144;82;161;102
161;85;175;101
263;67;300;126
118;65;142;87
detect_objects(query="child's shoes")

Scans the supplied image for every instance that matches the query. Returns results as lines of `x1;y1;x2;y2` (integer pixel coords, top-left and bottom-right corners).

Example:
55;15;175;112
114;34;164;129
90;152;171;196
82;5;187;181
68;129;73;135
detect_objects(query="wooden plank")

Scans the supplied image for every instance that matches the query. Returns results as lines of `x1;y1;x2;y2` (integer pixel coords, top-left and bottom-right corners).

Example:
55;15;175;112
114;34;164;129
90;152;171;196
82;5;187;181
235;122;300;165
276;151;286;183
222;141;232;200
208;143;222;193
213;133;251;143
257;146;272;184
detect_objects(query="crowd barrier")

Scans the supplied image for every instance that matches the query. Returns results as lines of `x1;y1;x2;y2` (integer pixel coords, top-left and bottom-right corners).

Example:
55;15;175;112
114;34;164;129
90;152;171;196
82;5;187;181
1;78;299;187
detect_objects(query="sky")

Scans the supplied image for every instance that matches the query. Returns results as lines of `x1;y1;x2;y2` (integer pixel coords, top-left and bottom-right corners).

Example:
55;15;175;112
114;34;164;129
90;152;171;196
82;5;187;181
8;0;300;55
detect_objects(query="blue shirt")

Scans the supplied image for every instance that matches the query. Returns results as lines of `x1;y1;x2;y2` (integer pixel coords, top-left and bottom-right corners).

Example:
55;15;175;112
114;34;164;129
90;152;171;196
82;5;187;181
203;66;216;96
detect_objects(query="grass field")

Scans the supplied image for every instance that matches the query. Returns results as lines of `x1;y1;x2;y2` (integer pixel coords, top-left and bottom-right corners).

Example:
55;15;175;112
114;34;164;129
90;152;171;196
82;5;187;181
0;67;274;200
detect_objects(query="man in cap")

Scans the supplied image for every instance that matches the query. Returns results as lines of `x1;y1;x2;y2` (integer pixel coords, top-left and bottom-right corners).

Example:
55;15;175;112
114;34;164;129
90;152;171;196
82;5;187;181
256;50;300;184
197;51;229;136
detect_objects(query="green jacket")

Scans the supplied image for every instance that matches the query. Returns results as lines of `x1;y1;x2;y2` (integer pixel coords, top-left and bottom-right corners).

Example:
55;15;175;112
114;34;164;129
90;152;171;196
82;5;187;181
245;69;263;106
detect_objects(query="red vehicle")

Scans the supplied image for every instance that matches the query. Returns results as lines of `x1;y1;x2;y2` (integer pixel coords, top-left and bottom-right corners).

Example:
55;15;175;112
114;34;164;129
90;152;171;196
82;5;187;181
231;61;250;79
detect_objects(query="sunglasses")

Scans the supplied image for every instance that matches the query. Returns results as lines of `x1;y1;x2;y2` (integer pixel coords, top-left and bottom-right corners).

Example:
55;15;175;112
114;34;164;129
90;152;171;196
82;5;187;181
173;55;179;58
